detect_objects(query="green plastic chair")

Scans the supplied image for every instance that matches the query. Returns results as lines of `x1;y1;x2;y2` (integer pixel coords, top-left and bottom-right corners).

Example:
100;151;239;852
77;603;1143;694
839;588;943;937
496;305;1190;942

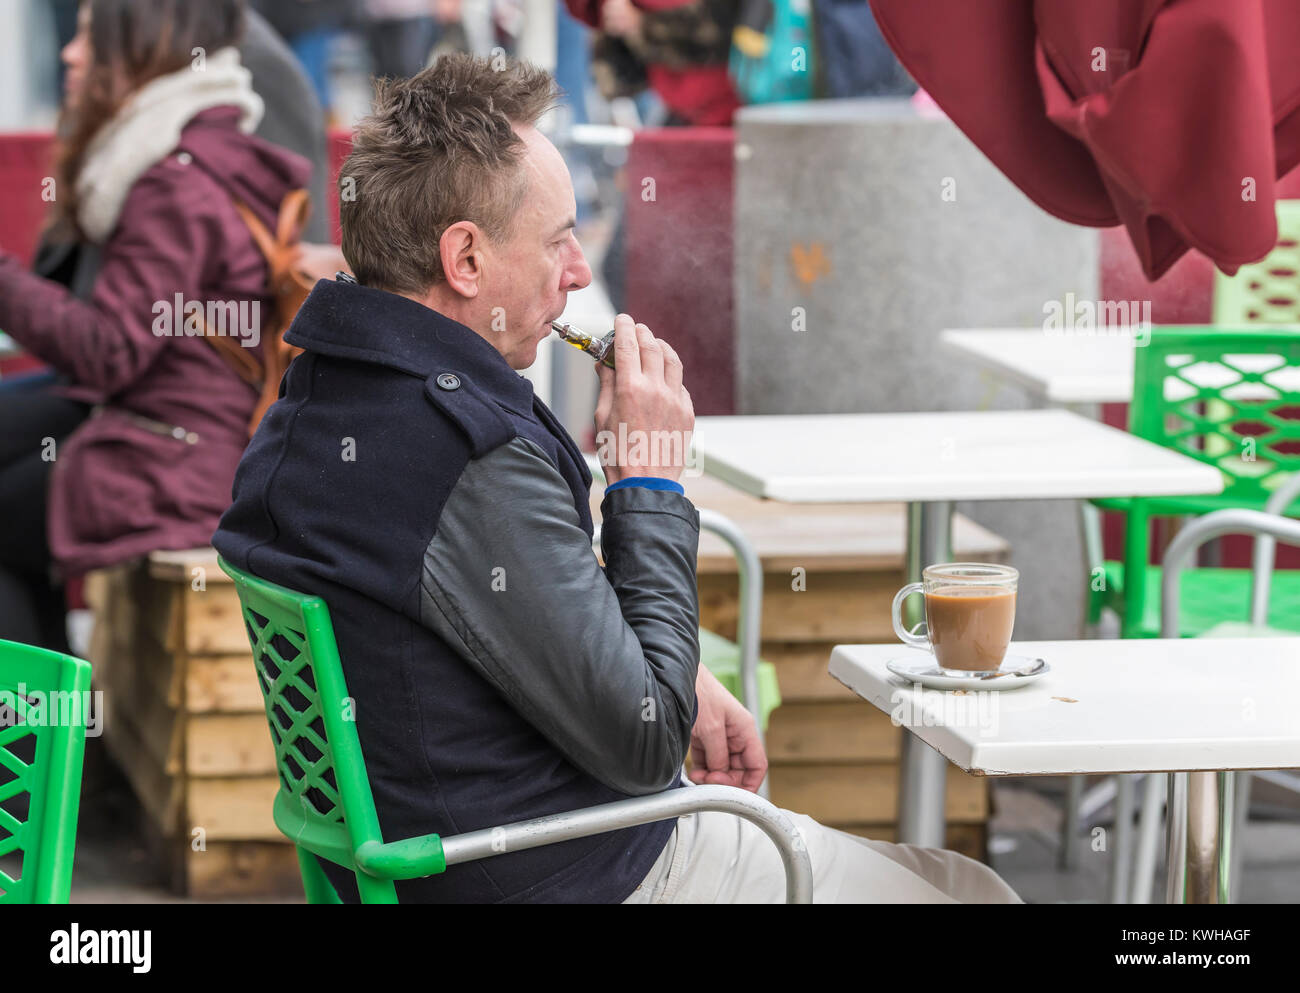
218;558;813;904
1087;327;1300;637
0;639;92;904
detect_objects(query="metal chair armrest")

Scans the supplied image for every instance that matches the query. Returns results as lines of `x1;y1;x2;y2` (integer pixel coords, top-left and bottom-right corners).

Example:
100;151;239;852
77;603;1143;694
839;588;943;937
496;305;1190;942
1249;474;1300;625
697;509;765;749
433;784;813;903
1162;509;1300;637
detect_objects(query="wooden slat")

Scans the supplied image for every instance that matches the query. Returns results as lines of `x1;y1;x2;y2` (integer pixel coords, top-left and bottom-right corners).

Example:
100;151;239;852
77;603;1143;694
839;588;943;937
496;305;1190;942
768;762;988;824
766;701;900;763
700;569;899;643
148;547;228;583
101;646;183;777
187;713;276;776
762;642;859;701
186;713;277;776
182;584;253;655
186;777;282;840
184;841;302;899
101;704;183;837
186;654;261;713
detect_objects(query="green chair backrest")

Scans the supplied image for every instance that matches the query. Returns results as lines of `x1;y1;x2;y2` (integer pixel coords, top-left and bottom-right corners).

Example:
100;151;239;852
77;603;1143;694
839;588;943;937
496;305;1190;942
1212;200;1300;326
218;558;433;903
0;639;91;903
1130;327;1300;510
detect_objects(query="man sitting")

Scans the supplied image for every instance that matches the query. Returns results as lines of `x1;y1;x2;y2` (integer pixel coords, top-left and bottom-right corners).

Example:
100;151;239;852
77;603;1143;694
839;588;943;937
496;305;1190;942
212;54;1020;904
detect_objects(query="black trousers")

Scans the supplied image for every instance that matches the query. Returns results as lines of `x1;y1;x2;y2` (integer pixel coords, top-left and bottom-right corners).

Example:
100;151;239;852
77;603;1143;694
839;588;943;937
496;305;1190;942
0;377;90;652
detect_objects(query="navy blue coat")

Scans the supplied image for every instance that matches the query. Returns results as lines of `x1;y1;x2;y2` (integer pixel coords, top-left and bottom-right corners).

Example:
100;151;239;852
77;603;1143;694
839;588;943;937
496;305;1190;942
214;278;702;902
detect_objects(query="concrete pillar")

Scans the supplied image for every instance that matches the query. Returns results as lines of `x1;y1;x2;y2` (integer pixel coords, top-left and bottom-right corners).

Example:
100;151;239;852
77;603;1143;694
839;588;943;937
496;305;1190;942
734;98;1100;640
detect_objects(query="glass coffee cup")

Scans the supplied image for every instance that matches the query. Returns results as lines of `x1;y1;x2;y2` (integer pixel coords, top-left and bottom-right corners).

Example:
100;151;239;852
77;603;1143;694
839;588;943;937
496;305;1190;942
891;563;1019;676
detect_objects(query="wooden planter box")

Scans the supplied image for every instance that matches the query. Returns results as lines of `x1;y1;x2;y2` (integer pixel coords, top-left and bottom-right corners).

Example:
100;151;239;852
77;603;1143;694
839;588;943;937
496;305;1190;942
86;552;300;898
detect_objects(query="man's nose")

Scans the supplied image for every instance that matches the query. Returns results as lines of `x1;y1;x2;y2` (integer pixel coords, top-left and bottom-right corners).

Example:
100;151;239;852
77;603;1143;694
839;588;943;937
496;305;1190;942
565;243;593;292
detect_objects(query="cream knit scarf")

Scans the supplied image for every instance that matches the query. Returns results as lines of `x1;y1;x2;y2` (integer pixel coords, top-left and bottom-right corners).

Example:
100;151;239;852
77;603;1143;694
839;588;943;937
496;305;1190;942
75;47;264;243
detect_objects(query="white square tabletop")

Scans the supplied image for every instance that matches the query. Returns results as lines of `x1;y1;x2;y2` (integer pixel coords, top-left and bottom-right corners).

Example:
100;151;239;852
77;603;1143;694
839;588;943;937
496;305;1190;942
693;409;1224;503
829;639;1300;776
938;327;1137;405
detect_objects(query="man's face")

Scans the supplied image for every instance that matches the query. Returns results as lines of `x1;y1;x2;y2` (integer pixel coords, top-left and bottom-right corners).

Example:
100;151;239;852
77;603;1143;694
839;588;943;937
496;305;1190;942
479;125;592;370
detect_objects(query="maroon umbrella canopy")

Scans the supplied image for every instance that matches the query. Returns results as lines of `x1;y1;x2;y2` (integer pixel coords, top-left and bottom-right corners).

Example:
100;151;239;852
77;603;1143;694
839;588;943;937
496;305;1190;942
870;0;1300;280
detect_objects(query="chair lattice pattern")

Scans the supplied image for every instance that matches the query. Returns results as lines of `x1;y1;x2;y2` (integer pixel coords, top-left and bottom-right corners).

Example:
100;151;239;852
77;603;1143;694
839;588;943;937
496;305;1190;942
0;687;39;901
1215;202;1300;326
242;607;344;827
1154;348;1300;493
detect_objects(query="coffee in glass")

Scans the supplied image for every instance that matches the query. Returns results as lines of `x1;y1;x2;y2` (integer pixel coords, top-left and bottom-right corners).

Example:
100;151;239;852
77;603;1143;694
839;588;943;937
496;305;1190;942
891;563;1018;676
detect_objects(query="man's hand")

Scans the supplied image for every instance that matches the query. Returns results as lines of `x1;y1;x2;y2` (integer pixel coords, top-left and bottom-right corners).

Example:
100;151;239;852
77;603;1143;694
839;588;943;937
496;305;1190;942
594;313;694;485
689;664;767;792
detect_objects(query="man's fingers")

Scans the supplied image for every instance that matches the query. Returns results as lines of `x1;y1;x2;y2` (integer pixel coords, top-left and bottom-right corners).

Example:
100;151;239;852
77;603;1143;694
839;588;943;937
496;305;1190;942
659;338;684;392
738;738;768;793
634;322;663;382
612;313;641;375
696;717;730;775
728;714;768;793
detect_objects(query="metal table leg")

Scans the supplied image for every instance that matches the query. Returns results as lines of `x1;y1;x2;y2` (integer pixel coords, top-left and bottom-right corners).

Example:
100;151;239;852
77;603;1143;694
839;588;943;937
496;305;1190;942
897;501;952;847
1166;770;1234;903
1058;776;1083;869
1108;774;1136;903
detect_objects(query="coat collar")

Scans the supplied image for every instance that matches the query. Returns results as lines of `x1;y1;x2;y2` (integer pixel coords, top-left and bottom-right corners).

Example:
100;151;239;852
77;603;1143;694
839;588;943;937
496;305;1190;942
285;277;536;416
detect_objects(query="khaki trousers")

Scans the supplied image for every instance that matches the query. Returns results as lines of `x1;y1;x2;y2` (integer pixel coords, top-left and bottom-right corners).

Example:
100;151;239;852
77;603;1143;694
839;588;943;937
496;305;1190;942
623;786;1022;904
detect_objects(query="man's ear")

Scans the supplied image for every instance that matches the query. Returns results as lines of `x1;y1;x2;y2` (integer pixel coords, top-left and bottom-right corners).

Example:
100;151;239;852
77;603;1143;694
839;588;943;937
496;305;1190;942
439;221;484;298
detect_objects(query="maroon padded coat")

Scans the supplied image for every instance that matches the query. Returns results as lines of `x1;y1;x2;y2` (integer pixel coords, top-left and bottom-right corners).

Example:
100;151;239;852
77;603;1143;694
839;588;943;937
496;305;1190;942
0;106;311;574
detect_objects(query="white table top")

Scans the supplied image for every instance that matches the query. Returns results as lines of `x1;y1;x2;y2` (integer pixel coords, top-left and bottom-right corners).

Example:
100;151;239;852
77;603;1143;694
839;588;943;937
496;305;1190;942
830;639;1300;775
693;409;1224;503
939;327;1137;404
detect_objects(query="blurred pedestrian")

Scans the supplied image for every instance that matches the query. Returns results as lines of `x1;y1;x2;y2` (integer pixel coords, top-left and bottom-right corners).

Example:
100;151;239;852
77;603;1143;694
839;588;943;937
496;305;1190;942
363;0;463;80
45;4;333;241
252;0;358;121
566;0;740;309
0;0;310;650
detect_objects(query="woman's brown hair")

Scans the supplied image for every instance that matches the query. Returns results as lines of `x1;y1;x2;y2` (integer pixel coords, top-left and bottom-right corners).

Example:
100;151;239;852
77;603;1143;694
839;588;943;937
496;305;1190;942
50;0;246;236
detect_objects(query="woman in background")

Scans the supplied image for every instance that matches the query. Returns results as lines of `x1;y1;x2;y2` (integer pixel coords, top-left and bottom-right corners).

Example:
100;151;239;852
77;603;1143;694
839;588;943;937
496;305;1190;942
0;0;309;650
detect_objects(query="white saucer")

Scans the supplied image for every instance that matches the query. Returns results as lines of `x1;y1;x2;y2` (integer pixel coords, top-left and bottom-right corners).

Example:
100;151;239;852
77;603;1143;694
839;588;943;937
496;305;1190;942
885;653;1050;691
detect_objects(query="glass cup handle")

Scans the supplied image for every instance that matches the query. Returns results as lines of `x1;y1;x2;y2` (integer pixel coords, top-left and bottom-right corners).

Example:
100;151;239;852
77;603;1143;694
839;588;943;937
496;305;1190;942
891;582;931;649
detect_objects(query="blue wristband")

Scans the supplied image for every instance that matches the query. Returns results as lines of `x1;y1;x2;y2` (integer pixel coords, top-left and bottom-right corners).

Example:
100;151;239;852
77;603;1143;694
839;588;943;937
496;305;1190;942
605;476;685;495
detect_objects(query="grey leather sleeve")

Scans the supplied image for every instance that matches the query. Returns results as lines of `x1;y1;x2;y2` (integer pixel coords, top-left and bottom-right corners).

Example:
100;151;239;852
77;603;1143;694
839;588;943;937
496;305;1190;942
419;436;701;795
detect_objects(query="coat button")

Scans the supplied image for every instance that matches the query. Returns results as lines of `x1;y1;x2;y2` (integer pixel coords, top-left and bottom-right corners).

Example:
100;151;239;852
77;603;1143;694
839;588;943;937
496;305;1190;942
436;373;461;390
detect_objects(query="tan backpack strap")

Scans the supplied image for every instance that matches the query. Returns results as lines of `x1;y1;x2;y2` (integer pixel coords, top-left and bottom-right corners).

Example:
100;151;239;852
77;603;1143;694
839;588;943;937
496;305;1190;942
232;190;311;284
204;326;265;389
275;189;312;246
